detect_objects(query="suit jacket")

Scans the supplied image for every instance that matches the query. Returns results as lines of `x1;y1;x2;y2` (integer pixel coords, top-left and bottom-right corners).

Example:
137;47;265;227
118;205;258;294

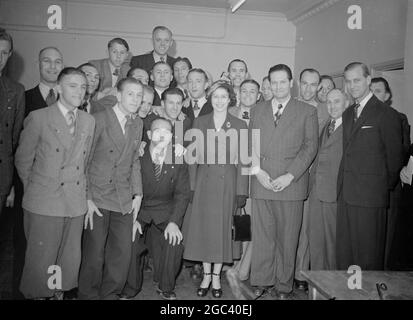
89;58;129;92
89;95;118;114
139;144;190;227
309;122;343;203
182;99;213;122
87;106;143;214
0;76;25;196
249;98;319;201
398;112;411;161
15;103;95;217
130;51;176;75
338;95;404;208
25;85;47;117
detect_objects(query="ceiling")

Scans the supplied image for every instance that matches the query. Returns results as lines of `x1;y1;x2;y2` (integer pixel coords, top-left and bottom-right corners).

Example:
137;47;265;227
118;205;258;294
123;0;327;18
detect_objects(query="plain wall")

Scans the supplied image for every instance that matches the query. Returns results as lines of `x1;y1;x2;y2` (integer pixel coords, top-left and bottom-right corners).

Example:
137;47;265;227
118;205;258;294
294;0;407;77
0;0;296;89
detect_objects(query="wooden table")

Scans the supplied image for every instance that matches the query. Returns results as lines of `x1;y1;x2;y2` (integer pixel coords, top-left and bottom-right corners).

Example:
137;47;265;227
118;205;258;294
301;271;413;300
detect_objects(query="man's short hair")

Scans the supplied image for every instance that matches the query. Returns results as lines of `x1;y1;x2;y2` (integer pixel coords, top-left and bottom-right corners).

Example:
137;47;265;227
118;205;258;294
240;79;260;91
161;87;185;102
262;76;269;82
57;67;86;83
116;77;142;92
320;75;336;89
39;46;62;61
0;31;13;52
299;68;321;83
268;64;293;81
150;117;173;131
107;37;129;51
142;84;155;96
173;57;193;70
127;67;148;78
227;59;248;73
78;62;97;70
371;77;393;105
152;26;173;37
344;62;370;77
187;68;208;81
327;88;350;101
151;61;172;74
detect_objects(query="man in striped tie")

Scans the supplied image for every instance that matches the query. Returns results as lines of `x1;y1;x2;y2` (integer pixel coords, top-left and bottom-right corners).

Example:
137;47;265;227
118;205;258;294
15;67;95;299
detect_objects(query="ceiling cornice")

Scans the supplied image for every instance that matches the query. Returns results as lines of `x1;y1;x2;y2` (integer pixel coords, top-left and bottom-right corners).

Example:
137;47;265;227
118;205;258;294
286;0;343;25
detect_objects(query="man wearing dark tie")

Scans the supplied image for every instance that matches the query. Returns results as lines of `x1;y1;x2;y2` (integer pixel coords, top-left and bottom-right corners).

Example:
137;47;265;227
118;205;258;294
121;118;190;300
337;62;404;270
308;89;349;271
25;47;64;116
78;78;143;300
15;68;95;299
182;68;213;121
249;64;318;299
151;61;173;107
130;26;176;76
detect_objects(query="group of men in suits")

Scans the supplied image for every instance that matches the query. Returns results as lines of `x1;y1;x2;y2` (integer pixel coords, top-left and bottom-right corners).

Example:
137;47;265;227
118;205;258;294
1;23;411;301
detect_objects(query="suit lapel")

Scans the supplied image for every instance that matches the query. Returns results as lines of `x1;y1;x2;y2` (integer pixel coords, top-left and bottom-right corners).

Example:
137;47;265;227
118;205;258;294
103;59;113;88
105;107;126;153
0;78;7;119
348;96;377;142
65;111;88;164
200;100;213;117
48;103;73;151
118;117;140;163
323;124;342;148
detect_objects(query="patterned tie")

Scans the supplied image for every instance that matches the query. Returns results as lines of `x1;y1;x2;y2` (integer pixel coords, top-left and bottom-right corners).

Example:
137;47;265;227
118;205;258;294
46;88;57;106
274;104;283;127
327;118;336;137
153;151;164;181
66;110;75;136
193;99;200;111
353;103;360;122
113;68;120;76
242;111;250;120
160;56;165;63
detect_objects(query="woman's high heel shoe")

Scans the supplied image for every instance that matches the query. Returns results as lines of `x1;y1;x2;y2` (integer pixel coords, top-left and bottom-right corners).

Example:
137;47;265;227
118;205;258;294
197;272;211;297
211;272;223;298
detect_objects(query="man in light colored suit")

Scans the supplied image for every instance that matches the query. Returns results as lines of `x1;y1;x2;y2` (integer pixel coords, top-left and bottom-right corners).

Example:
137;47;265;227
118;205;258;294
89;38;130;96
308;89;348;270
15;67;95;299
249;64;318;299
78;77;143;300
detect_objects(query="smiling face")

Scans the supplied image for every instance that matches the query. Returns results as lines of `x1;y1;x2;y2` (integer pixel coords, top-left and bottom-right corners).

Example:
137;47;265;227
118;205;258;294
39;48;63;85
317;78;335;103
108;42;128;68
80;65;100;95
151;63;173;90
300;71;320;102
152;29;173;56
57;74;87;110
187;71;208;100
174;60;190;86
228;61;247;88
370;81;390;103
211;87;230;113
326;89;349;120
117;82;143;115
240;82;259;108
163;93;183;120
345;65;371;102
0;40;12;75
138;90;154;118
269;70;293;101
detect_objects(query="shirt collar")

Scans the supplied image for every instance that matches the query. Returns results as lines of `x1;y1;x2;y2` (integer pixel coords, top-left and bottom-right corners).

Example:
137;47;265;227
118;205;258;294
39;82;57;101
331;117;342;130
357;91;373;109
271;95;291;114
153;51;167;63
57;101;77;119
155;87;166;100
113;103;127;126
193;96;207;106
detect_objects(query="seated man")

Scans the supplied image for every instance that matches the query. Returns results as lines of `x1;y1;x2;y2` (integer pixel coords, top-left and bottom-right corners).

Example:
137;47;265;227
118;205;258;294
89;37;130;95
151;61;173;106
122;118;190;300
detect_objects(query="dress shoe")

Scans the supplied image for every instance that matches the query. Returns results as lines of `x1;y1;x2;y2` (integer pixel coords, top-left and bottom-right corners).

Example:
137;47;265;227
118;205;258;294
197;272;211;297
277;291;293;300
119;294;135;300
294;279;308;291
253;286;270;298
158;290;177;300
190;264;203;281
63;288;78;300
211;272;223;298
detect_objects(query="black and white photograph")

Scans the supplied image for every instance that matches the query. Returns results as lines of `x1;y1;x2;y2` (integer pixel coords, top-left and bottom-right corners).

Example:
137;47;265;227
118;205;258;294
1;0;413;306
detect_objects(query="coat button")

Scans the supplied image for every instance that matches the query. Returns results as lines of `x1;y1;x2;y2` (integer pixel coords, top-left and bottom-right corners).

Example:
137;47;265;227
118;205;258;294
0;140;3;144
56;148;60;152
110;150;113;153
77;166;79;170
77;181;80;185
61;166;64;170
61;182;64;186
109;179;112;183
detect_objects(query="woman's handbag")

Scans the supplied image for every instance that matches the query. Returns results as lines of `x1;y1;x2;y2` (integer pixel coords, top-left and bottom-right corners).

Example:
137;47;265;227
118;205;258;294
232;207;251;242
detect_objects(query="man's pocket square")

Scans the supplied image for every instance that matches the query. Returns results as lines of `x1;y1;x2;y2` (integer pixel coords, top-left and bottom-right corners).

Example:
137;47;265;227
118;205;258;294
361;126;373;129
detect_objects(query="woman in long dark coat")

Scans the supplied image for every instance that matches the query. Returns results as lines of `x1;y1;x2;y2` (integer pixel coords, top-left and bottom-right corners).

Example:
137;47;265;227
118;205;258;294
183;81;249;298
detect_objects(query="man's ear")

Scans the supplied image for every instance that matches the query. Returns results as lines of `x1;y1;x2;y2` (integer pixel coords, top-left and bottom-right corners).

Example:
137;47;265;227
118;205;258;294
56;83;62;96
147;130;152;141
385;93;391;101
150;72;154;82
256;92;261;102
116;90;122;104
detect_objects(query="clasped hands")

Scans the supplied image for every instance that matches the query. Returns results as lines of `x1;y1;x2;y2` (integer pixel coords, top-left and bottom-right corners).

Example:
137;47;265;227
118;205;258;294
256;169;294;192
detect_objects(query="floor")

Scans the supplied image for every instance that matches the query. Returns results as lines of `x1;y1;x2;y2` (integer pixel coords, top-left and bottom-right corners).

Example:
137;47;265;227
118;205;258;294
0;207;307;300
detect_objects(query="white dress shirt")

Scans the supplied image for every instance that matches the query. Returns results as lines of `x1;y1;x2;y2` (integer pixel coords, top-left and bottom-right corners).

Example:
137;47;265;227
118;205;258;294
57;101;77;122
39;82;57;101
271;95;291;118
192;96;207;118
109;62;119;88
356;91;373;118
113;103;128;134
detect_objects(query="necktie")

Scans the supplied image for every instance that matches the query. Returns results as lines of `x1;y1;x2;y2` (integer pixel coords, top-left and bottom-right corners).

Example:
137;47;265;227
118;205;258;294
79;99;88;112
66;110;75;136
46;88;57;106
327;119;336;137
153;151;164;180
242;111;250;120
353;103;360;122
113;68;120;76
274;104;283;127
193;100;200;111
160;56;165;63
124;115;133;136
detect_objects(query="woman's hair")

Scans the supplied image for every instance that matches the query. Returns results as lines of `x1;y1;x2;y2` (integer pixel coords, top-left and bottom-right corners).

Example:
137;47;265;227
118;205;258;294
207;80;237;108
371;77;393;106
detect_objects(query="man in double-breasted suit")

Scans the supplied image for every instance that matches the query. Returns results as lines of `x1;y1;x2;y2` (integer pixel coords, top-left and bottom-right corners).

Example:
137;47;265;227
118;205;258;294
308;89;348;271
337;62;404;270
15;68;95;299
78;78;143;300
249;64;318;299
89;38;130;94
0;31;25;216
122;118;190;300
